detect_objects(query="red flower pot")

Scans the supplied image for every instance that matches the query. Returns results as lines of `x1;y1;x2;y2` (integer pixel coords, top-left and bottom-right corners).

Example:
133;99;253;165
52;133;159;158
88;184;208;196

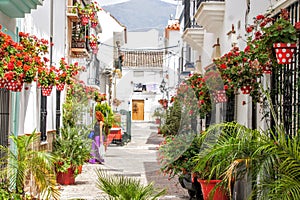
56;83;65;91
197;179;228;200
213;90;227;103
56;167;75;185
273;43;297;64
80;15;89;26
91;22;98;28
262;64;272;74
41;85;53;96
89;41;97;49
0;78;5;88
5;80;23;92
241;85;252;94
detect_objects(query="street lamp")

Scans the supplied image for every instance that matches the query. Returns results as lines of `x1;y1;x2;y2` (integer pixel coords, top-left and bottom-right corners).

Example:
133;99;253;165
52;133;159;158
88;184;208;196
160;79;166;93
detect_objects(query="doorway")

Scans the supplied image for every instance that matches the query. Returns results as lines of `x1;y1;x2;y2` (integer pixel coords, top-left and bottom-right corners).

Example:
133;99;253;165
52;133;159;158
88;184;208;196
132;100;144;120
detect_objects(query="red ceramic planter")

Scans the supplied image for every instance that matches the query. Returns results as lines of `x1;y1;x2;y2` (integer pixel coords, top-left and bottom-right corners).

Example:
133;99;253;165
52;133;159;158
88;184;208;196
197;179;228;200
56;167;75;185
273;43;297;64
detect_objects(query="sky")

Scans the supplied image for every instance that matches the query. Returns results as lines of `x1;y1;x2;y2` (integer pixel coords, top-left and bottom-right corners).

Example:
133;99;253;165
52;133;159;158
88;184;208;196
97;0;178;6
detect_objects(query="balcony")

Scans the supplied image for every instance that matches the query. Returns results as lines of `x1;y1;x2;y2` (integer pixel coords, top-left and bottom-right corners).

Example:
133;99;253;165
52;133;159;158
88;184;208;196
70;39;90;58
70;23;90;58
67;6;80;22
194;0;225;33
0;0;43;18
182;27;205;50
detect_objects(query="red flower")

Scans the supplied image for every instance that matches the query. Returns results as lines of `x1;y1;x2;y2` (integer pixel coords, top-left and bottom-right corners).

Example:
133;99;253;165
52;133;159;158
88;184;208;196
8;62;14;70
246;26;253;33
220;64;227;69
256;14;265;20
224;85;228;90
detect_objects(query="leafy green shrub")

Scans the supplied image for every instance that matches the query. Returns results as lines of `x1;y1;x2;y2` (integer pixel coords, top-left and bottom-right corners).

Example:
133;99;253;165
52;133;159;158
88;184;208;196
96;169;166;200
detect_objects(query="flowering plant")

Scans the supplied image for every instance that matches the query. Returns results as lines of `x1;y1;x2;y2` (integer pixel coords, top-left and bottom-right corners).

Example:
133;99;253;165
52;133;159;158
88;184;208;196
37;66;56;87
203;70;226;91
18;32;49;83
56;58;84;85
158;134;204;178
184;73;211;118
246;9;300;65
213;47;263;100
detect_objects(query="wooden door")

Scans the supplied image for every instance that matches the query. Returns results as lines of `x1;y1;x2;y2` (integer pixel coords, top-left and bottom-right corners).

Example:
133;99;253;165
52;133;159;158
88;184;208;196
132;100;144;120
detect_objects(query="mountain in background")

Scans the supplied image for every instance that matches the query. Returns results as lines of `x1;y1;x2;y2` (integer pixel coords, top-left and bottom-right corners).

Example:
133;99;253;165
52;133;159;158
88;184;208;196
102;0;177;33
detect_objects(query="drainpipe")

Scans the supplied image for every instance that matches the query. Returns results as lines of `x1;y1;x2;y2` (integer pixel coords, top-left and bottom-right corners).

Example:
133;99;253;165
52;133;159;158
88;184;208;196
40;0;53;142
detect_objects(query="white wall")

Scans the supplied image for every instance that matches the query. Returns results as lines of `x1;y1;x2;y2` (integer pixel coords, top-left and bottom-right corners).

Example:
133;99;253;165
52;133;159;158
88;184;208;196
19;0;66;134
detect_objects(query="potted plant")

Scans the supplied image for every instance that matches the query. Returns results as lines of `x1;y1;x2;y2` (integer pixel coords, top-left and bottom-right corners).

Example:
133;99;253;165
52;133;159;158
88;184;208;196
56;58;84;91
52;126;91;185
185;73;212;118
196;91;300;199
96;169;166;199
37;65;56;96
86;34;98;50
213;47;263;101
158;133;204;199
192;127;233;200
153;107;164;125
0;131;60;199
203;70;228;103
247;9;300;65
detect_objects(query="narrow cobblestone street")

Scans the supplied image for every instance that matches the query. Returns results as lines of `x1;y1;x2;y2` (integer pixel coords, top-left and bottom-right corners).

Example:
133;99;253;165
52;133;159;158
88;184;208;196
59;122;189;199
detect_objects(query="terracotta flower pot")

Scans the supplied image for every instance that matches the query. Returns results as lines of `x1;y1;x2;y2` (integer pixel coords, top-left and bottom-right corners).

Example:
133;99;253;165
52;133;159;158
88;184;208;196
197;179;228;200
56;167;75;185
273;43;297;64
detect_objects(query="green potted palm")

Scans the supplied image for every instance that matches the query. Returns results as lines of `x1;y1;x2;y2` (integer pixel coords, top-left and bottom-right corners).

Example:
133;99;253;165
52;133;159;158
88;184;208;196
195;91;300;199
52;126;91;185
192;125;235;200
96;169;166;200
0;131;60;199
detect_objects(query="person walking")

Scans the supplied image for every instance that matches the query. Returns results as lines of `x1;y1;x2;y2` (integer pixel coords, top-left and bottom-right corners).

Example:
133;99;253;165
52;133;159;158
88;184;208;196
89;111;105;164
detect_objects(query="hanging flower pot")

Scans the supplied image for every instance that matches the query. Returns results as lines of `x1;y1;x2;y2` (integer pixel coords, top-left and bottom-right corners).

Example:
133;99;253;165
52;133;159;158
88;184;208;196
56;83;65;91
5;80;23;92
0;78;6;88
91;22;98;28
213;90;227;103
197;179;228;200
41;85;53;96
89;41;97;49
80;14;89;26
273;43;297;64
241;85;252;94
262;64;272;74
